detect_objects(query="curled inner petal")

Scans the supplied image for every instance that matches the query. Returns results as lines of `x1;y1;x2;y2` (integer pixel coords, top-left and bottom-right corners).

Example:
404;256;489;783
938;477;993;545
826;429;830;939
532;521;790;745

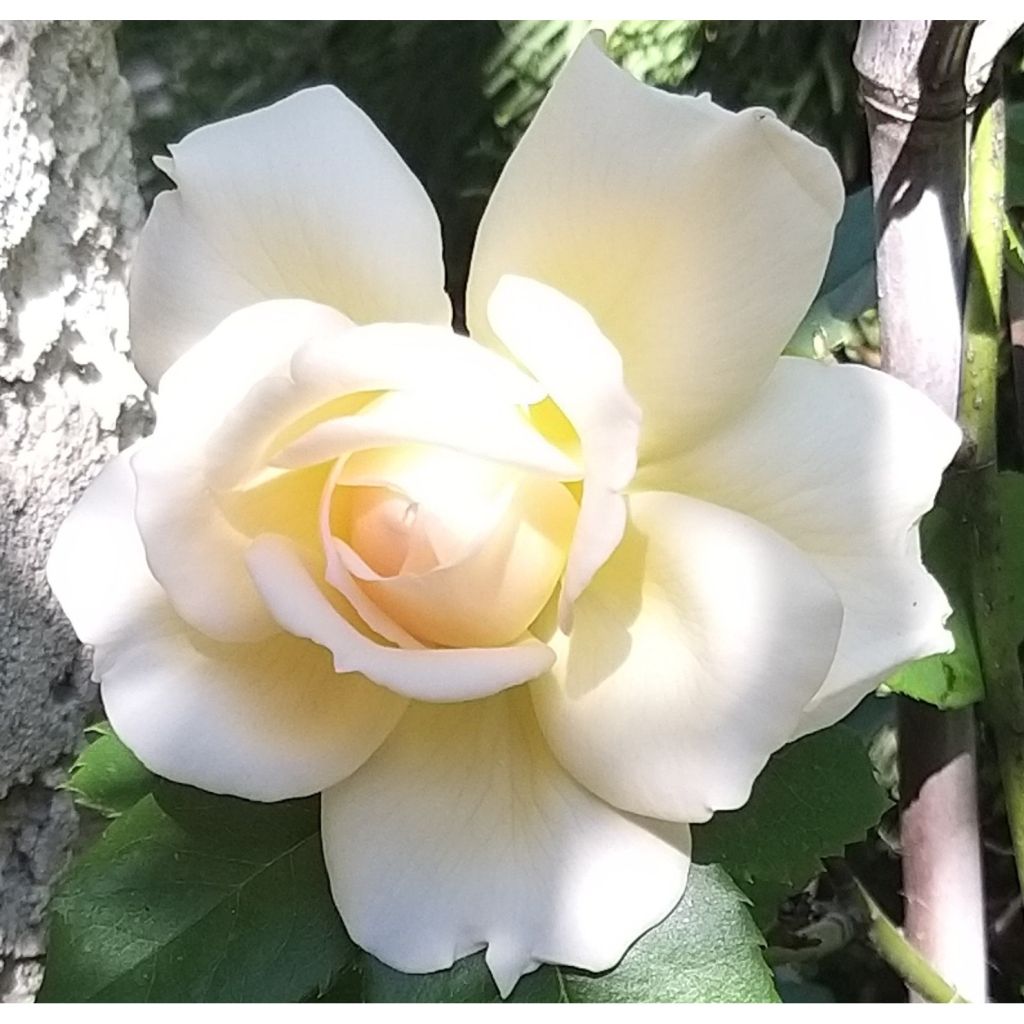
325;444;579;649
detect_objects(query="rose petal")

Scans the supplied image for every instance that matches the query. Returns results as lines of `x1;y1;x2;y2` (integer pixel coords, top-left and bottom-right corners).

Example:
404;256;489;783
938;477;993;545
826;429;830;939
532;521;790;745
47;448;165;649
245;535;556;702
47;446;405;801
154;299;354;453
131;443;279;642
467;34;843;461
322;686;691;997
130;86;450;385
487;275;640;626
531;490;843;822
102;606;407;801
339;468;579;648
272;389;581;481
128;300;352;643
290;323;546;407
635;357;961;735
135;304;578;645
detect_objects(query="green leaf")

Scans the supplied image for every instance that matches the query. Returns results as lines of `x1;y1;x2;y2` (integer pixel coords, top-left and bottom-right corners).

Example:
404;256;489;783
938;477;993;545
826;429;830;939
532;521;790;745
39;784;355;1002
361;951;564;1003
693;724;889;890
563;865;778;1002
882;506;985;709
883;610;984;709
359;865;777;1003
64;723;156;816
786;188;876;359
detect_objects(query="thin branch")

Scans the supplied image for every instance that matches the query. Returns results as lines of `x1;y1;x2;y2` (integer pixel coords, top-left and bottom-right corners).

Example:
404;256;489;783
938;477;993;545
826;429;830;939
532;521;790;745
855;881;968;1004
962;83;1024;900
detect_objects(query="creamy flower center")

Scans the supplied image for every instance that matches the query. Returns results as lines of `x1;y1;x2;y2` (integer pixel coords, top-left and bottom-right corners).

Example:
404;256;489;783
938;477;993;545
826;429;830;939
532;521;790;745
324;443;579;649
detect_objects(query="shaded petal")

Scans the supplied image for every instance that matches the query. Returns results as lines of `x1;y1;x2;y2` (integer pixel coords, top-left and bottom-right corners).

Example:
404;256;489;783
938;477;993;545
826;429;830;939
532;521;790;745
467;34;843;460
532;490;843;822
322;686;691;997
635;357;961;735
131;443;279;642
131;86;450;385
487;275;640;627
246;535;556;702
47;448;164;649
130;300;352;643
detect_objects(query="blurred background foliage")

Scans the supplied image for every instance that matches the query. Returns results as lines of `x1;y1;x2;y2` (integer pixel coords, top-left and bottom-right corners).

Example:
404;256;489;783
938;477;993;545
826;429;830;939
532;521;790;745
116;20;867;321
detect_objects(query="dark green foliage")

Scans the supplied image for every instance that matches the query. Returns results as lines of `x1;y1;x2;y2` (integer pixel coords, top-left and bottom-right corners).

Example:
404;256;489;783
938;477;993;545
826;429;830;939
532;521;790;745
39;778;355;1002
48;728;778;1002
351;865;778;1003
64;722;156;817
689;22;867;186
694;724;890;894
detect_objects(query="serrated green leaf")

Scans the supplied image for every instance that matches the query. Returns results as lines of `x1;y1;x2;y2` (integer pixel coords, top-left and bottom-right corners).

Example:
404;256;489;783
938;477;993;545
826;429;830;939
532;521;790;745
39;785;355;1002
882;506;985;709
883;610;984;709
358;865;776;1003
65;726;156;816
693;724;889;890
563;865;778;1002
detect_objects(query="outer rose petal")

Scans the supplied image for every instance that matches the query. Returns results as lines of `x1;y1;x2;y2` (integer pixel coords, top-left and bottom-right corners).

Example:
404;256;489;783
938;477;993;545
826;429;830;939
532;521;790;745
531;491;843;822
47;446;406;801
246;535;556;702
321;686;691;997
47;448;164;649
103;611;406;801
634;357;961;735
487;276;640;626
466;34;843;461
130;86;450;385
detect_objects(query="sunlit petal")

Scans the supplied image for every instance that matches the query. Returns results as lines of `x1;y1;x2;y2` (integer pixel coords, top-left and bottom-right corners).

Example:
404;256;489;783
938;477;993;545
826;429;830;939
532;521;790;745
131;87;450;384
322;687;691;997
636;357;961;734
467;34;843;460
532;490;843;821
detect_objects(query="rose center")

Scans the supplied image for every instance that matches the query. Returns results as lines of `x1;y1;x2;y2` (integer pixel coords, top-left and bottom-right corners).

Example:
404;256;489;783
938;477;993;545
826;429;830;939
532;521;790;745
324;443;579;649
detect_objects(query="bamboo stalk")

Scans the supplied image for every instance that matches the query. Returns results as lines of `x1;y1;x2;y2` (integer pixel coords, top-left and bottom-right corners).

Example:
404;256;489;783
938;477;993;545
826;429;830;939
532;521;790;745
853;20;988;1002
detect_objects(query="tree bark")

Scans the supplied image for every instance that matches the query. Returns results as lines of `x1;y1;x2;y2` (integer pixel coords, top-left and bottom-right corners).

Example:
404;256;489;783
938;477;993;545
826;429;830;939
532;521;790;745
0;20;146;1001
854;20;988;1003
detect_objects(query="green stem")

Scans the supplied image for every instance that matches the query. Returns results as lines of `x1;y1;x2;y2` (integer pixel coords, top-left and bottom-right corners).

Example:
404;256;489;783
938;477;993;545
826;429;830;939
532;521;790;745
960;85;1024;899
960;87;1004;462
855;881;967;1003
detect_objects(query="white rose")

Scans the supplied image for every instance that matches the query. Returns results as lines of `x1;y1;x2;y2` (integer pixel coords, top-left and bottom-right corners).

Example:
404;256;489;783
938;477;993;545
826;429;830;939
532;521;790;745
48;36;959;995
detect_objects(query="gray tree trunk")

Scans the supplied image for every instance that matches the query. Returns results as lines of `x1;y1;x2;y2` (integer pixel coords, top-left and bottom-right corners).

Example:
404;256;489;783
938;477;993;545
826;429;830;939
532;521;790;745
0;20;146;1001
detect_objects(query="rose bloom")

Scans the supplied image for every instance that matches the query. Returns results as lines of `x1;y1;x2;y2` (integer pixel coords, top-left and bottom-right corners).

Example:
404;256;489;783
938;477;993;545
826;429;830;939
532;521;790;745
49;37;959;994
